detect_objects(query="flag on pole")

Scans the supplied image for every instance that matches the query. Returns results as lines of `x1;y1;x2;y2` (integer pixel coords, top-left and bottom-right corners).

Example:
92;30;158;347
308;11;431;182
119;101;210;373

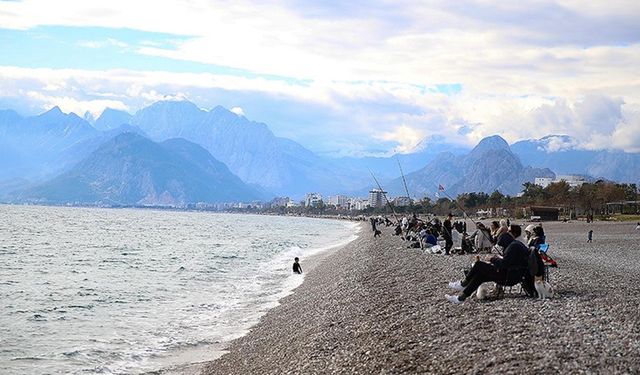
438;184;445;191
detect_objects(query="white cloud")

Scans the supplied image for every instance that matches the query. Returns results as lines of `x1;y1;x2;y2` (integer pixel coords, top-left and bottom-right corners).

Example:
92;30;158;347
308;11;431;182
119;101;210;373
1;64;639;153
376;125;426;154
0;1;639;153
544;136;579;152
230;107;245;117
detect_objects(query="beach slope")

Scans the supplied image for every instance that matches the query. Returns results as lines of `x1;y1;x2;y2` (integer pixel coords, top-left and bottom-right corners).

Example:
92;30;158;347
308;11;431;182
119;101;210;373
202;221;640;374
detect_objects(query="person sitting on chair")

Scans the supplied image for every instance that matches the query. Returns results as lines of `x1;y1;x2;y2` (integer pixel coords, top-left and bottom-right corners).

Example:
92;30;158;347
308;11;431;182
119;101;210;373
470;222;493;253
445;224;529;304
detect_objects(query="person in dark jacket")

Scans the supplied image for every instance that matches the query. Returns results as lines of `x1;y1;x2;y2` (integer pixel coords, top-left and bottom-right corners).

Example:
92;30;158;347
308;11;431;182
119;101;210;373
442;213;453;255
445;225;529;304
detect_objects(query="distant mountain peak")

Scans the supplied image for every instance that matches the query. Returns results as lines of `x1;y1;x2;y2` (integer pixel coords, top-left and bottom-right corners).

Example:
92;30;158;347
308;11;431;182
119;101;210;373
100;107;131;117
470;135;510;157
94;108;133;131
39;106;64;118
150;99;199;110
19;132;263;205
48;106;63;114
209;105;237;118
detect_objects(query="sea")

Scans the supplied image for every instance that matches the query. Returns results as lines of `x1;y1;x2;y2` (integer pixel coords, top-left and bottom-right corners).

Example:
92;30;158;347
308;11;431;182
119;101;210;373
0;205;359;374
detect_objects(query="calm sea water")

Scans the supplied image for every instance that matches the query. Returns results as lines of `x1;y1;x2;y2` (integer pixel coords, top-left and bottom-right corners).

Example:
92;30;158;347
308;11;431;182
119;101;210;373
0;205;358;374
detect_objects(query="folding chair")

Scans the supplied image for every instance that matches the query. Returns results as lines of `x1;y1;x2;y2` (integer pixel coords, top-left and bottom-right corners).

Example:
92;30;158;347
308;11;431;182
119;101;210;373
538;243;557;282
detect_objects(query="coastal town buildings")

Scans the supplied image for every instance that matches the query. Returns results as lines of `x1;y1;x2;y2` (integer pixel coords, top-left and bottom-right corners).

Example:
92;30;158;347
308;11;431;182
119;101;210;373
270;196;291;207
305;193;323;208
535;175;586;189
369;189;387;208
327;195;349;207
350;198;371;210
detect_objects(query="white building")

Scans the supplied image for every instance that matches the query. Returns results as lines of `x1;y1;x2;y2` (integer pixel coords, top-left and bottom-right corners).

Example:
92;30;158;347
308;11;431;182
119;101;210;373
534;177;554;188
351;198;371;210
557;175;586;188
369;189;387;208
305;193;323;208
535;175;586;189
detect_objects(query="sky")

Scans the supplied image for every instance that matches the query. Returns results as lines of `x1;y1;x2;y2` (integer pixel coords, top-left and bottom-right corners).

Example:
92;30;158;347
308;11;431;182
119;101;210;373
1;0;639;156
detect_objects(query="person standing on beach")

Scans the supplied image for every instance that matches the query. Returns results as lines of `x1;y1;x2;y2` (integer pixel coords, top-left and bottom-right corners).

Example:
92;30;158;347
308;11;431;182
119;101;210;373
443;213;453;255
293;257;303;274
587;229;593;243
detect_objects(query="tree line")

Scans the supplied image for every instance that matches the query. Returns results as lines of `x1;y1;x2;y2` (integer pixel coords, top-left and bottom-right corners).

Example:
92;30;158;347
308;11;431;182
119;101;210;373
416;181;638;218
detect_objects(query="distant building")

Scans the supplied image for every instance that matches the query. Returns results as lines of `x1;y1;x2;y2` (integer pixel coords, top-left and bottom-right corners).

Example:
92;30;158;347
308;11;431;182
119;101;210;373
351;198;371;210
369;189;387;208
327;195;349;207
535;175;586;189
534;177;554;188
393;196;412;207
557;175;586;188
271;196;291;207
305;193;323;208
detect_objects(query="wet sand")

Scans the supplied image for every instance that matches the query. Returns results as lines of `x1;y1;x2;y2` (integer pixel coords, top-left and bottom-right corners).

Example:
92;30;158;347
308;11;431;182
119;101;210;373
200;220;640;374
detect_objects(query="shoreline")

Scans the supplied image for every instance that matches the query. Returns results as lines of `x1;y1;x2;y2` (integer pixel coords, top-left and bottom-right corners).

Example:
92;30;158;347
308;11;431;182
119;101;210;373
159;220;363;375
199;220;640;374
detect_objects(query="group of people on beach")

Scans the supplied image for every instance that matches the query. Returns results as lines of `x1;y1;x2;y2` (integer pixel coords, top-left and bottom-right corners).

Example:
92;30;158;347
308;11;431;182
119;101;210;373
367;212;553;304
445;222;548;304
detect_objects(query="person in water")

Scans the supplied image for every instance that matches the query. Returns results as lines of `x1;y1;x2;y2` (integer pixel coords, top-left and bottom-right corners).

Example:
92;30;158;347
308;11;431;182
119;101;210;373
293;257;303;274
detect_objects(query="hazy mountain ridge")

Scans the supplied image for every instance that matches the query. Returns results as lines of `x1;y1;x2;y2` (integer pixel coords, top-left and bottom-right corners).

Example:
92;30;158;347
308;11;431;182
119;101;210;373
334;136;470;180
1;102;637;204
385;136;555;197
511;135;640;183
17;133;263;206
128;101;369;196
0;107;99;181
94;108;132;131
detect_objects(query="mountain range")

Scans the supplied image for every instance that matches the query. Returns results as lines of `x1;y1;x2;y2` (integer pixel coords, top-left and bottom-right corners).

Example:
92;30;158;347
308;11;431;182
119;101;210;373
385;136;555;197
510;135;640;183
15;133;263;206
0;100;638;206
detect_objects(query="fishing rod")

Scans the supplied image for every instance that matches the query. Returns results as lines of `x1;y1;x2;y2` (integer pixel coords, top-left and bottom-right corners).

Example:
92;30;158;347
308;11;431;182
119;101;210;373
368;169;400;223
395;155;415;214
434;184;494;250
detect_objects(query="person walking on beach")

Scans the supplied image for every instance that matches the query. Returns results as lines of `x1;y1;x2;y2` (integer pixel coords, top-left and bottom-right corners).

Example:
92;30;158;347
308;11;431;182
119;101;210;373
293;257;303;274
587;229;593;243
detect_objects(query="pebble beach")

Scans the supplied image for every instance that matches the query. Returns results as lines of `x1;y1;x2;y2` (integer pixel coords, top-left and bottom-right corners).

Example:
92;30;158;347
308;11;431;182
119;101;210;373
200;220;640;374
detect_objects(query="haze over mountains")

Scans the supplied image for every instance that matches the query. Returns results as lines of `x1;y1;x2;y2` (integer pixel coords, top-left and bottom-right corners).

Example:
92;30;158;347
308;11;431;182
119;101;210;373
16;133;263;205
1;100;638;206
384;136;555;197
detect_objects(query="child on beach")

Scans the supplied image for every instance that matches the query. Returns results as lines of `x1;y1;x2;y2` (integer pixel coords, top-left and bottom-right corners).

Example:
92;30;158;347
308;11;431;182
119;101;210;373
293;257;303;274
587;229;593;243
